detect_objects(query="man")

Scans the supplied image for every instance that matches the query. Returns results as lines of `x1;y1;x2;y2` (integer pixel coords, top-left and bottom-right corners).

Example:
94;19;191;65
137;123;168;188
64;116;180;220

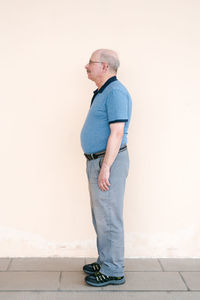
80;49;132;287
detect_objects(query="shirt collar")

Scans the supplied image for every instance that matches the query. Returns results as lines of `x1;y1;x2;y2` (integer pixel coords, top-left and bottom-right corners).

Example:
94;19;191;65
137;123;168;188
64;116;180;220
93;76;117;95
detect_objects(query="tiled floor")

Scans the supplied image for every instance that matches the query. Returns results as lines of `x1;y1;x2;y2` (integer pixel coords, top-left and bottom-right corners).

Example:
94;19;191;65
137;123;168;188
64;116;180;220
0;258;200;299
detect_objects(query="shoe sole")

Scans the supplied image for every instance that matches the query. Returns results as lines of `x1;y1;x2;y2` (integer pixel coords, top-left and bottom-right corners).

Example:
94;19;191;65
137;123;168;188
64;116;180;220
85;278;125;287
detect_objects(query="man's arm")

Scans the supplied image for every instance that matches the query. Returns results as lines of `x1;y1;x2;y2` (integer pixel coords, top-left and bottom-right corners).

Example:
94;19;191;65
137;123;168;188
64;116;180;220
98;122;125;191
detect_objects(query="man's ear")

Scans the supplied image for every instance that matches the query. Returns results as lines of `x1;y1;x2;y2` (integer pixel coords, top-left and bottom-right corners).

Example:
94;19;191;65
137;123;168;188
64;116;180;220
102;62;109;72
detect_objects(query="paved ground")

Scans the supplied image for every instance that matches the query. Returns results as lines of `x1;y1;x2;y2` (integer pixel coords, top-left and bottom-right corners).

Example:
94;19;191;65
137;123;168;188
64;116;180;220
0;258;200;299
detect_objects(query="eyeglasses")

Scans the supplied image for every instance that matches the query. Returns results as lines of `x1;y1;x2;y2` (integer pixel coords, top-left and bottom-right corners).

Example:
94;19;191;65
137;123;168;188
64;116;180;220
88;60;104;65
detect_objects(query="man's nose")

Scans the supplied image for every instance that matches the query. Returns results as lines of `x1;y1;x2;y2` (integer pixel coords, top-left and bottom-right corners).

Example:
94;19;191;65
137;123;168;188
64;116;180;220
85;64;89;69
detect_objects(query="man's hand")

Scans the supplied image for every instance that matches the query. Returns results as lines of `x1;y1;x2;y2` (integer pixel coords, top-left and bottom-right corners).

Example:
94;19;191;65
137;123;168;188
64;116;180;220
98;164;111;191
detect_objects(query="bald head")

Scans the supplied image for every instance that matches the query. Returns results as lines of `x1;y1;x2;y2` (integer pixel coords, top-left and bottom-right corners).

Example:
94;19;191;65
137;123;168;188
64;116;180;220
93;49;120;74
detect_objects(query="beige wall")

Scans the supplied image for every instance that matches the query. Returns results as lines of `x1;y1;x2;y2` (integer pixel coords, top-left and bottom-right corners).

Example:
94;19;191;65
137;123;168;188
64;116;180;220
0;0;200;257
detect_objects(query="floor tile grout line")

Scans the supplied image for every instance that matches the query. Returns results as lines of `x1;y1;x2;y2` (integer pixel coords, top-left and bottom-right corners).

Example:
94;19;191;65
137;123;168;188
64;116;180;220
0;270;84;273
0;289;197;293
6;258;12;271
179;271;190;291
157;258;165;271
6;258;141;260
2;270;200;272
58;271;62;290
4;258;200;260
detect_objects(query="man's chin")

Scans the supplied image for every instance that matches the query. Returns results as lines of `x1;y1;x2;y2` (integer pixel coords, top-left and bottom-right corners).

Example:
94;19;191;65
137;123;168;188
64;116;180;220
87;73;93;81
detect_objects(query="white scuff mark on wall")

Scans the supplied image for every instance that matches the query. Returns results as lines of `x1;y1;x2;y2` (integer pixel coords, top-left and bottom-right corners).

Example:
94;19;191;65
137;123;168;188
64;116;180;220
0;226;55;250
0;226;96;257
0;225;200;257
125;224;200;258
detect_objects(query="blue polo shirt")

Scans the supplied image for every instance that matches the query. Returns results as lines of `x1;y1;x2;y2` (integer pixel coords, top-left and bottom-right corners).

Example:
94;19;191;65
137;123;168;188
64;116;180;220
81;76;132;154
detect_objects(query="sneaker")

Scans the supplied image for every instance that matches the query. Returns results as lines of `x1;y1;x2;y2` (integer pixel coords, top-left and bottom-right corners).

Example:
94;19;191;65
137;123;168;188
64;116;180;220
85;271;125;287
83;262;101;275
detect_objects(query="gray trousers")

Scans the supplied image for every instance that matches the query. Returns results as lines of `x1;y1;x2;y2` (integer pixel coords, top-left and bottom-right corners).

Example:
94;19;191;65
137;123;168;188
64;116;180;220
86;148;129;277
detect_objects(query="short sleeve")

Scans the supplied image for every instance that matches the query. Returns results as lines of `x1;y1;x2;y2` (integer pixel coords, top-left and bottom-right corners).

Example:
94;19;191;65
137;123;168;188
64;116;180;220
106;89;129;124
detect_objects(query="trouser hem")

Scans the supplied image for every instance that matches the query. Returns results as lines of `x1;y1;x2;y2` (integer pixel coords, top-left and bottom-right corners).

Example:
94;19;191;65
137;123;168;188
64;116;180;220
100;265;124;277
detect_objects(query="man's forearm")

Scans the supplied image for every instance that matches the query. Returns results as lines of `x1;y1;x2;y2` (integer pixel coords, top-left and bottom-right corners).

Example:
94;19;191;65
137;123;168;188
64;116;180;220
98;122;125;191
102;132;123;169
